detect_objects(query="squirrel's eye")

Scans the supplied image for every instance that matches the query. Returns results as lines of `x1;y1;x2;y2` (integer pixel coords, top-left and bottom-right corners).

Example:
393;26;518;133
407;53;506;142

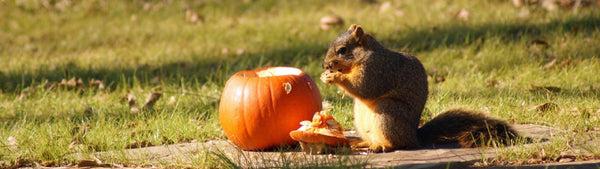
337;47;347;55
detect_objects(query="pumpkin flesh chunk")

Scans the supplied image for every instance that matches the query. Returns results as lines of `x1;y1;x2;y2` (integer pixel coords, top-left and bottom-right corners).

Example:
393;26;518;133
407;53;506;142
290;111;349;154
256;67;303;77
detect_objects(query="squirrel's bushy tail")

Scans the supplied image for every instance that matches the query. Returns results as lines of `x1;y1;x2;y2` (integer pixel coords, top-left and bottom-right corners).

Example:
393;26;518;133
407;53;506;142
417;108;519;148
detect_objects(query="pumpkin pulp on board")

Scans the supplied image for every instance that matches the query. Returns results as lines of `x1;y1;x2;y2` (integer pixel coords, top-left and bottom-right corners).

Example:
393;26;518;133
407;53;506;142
289;111;349;146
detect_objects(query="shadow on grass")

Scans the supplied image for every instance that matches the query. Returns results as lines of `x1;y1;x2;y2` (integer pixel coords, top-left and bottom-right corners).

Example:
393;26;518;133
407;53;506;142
381;11;600;55
0;44;327;94
1;10;598;94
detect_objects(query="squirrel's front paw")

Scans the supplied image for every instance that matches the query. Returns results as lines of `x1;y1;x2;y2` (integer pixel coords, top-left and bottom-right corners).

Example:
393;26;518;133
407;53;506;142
320;71;342;84
368;144;386;153
350;140;389;153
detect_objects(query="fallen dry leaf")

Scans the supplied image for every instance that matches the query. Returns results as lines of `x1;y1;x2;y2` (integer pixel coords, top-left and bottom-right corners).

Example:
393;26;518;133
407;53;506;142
427;75;446;84
526;158;541;164
322;101;333;111
534;102;559;112
580;108;592;119
486;78;504;87
77;160;99;167
221;48;229;54
457;9;469;21
123;93;140;113
143;3;152;11
201;85;209;91
236;49;245;55
529;85;562;93
542;0;559;11
45;77;105;92
513;0;524;7
88;79;105;90
7;136;18;151
70;123;91;144
560;58;574;68
126;121;139;128
319;15;344;31
379;1;404;17
130;14;137;22
557;156;575;163
435;76;446;83
544;58;558;68
71;135;84;145
74;78;83;88
59;77;84;89
556;0;596;10
76;158;114;167
151;76;160;84
130;107;139;113
68;142;86;151
543;58;576;69
530;39;551;48
512;0;600;12
126;93;137;107
168;96;176;105
41;161;56;167
379;1;392;13
289;28;299;35
518;8;531;18
125;140;154;149
7;136;17;146
185;9;204;24
142;92;162;109
130;129;152;138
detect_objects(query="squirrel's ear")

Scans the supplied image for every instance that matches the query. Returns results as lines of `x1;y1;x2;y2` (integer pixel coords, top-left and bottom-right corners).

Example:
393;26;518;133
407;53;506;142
347;24;357;32
351;25;368;46
351;26;364;38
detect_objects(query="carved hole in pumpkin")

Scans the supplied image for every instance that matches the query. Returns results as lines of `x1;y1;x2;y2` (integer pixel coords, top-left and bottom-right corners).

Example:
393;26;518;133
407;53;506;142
255;67;302;77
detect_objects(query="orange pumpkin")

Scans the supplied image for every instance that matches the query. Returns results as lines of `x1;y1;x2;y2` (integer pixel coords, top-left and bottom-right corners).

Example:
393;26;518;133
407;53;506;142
218;67;322;150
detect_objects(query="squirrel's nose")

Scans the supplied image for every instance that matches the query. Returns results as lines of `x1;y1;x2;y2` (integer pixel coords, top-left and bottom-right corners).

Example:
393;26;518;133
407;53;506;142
324;61;337;69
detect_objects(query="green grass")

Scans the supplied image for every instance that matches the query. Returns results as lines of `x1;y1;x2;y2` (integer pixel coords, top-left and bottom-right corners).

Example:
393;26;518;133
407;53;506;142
1;0;599;168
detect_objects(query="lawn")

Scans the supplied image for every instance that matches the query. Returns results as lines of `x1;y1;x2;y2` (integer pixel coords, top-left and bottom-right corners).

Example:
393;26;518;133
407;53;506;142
1;0;599;168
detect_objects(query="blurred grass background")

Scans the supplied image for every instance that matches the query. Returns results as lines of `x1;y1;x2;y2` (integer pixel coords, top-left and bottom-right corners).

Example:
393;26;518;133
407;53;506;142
1;0;599;167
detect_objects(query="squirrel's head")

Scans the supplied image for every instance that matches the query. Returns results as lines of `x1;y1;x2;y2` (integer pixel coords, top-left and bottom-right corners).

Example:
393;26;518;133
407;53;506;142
323;24;370;73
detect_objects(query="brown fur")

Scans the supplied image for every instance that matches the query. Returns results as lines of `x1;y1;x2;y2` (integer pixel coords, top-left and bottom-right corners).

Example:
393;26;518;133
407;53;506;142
417;108;519;148
321;25;518;152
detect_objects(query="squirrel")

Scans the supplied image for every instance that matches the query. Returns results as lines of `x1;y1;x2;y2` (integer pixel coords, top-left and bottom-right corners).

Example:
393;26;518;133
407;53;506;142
320;24;519;152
